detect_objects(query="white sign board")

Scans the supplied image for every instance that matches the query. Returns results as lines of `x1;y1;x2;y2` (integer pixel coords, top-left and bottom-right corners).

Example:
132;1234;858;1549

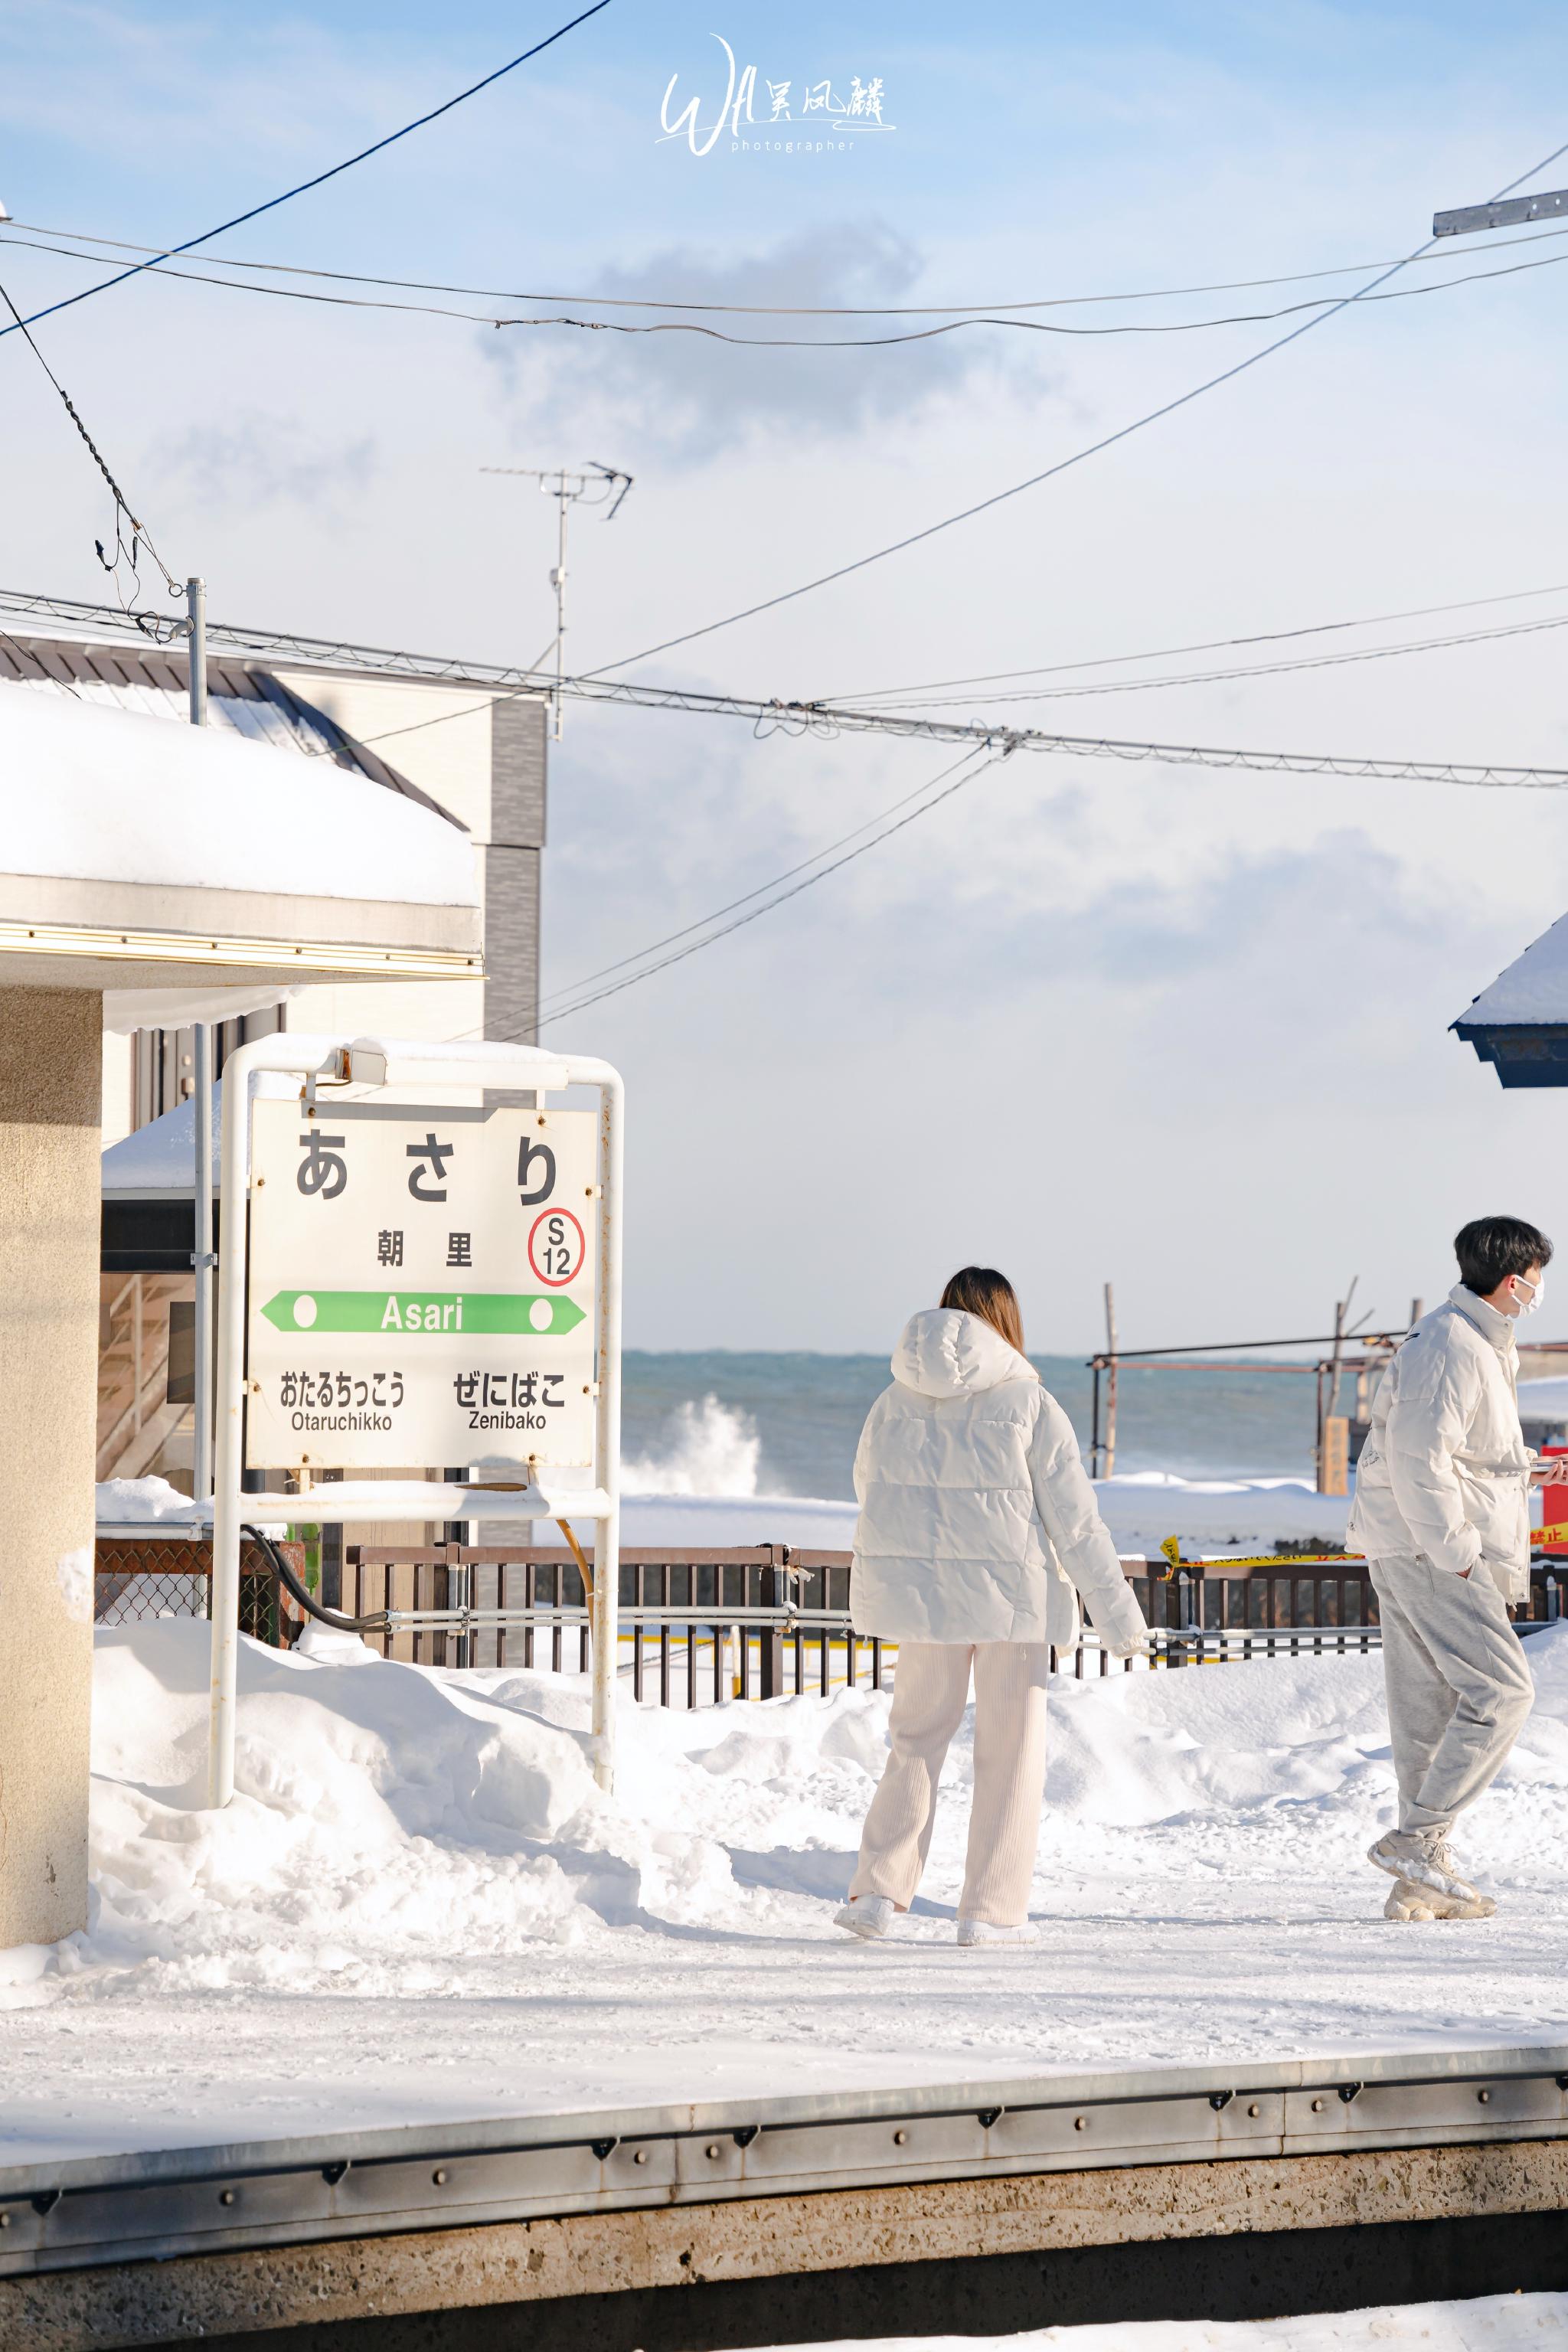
245;1100;597;1471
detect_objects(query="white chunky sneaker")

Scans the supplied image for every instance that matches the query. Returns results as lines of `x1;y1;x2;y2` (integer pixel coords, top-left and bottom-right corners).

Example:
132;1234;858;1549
956;1918;1037;1947
1367;1830;1484;1908
1383;1875;1495;1922
833;1896;896;1940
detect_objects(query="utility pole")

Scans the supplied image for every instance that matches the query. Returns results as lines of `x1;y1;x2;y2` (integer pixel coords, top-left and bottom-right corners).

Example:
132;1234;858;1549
479;462;632;741
187;576;215;1504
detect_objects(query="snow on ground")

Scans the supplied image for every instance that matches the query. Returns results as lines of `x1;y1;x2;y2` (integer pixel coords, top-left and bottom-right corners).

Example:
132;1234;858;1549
5;1622;1568;2168
745;2293;1568;2350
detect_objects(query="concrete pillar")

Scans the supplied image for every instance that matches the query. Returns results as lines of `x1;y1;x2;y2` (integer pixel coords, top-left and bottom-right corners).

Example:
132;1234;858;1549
0;989;101;1948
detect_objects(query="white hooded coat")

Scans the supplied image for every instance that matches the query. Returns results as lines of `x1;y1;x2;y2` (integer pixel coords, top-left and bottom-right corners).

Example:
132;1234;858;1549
1347;1283;1534;1603
850;1308;1148;1655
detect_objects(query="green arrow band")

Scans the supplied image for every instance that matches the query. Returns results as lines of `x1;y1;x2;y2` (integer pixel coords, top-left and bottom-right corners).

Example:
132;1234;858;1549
260;1290;585;1337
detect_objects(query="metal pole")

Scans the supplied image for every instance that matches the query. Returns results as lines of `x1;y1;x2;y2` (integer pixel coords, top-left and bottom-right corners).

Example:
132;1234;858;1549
1103;1281;1119;1480
207;1039;253;1807
186;576;207;727
186;575;214;1500
590;1071;624;1792
550;479;568;744
191;1022;214;1498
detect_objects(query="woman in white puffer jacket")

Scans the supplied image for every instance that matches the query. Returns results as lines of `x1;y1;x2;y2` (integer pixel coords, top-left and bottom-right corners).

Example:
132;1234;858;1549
835;1267;1148;1948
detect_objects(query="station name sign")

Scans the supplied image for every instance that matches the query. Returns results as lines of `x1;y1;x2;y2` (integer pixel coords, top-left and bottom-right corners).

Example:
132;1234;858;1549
244;1100;597;1472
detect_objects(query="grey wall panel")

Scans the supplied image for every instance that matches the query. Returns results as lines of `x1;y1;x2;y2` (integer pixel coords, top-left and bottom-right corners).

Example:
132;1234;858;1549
483;845;541;1049
491;697;548;851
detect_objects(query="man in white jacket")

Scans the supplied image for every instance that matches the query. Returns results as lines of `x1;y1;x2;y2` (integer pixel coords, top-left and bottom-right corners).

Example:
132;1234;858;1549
1348;1215;1552;1920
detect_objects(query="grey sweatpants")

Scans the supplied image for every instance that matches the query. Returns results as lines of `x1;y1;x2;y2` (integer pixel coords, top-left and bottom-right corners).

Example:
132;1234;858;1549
1370;1553;1534;1835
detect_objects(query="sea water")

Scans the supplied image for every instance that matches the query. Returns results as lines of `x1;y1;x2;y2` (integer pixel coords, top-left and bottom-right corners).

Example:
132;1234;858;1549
622;1352;1325;1503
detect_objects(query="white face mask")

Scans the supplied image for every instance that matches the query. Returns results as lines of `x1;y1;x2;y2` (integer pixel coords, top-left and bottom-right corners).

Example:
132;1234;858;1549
1512;1271;1546;1318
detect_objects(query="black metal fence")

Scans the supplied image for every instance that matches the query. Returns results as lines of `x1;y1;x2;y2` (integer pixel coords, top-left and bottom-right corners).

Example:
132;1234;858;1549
93;1537;1568;1709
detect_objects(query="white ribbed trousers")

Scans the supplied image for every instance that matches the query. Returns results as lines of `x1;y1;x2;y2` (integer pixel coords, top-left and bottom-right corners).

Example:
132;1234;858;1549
848;1640;1051;1927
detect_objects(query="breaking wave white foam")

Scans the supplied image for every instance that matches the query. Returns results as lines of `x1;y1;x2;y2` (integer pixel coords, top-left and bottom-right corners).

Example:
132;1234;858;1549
622;1395;761;1496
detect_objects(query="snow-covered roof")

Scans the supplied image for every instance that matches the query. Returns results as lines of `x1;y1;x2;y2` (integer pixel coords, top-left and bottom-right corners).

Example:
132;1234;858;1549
0;630;448;814
0;686;477;907
1454;913;1568;1027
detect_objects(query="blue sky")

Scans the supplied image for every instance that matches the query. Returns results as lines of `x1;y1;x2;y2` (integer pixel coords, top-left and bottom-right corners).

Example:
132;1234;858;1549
5;2;1568;1351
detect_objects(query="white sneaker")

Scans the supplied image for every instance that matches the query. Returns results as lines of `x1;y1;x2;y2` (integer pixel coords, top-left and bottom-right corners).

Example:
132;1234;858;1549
1383;1876;1496;1922
956;1917;1037;1947
1367;1830;1484;1908
833;1896;896;1940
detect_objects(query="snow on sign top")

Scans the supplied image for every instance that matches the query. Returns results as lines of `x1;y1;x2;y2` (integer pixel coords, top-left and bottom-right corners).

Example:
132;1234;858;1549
245;1099;598;1473
1455;909;1568;1025
0;684;477;909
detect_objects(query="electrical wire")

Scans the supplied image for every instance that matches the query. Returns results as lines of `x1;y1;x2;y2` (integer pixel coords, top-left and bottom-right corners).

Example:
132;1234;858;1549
535;743;1011;1026
5;226;1568;343
158;575;1568;765
0;1;616;345
5;580;1566;787
850;607;1568;714
535;744;997;1009
12;213;1568;315
576;134;1568;681
827;580;1568;703
0;272;181;617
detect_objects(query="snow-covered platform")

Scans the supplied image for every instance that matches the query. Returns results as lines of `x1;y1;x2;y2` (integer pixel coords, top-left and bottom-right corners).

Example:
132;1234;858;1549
7;1622;1568;2343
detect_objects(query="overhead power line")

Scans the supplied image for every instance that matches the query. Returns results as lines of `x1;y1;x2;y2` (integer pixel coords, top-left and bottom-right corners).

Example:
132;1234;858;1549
0;276;179;615
850;606;1568;714
825;579;1568;703
1;579;1562;792
0;1;615;345
535;744;1010;1024
575;132;1568;680
11;213;1568;315
5;225;1568;345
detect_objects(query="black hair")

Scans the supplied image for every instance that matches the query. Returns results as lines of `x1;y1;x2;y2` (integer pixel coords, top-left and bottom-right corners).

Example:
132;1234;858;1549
1454;1215;1553;1298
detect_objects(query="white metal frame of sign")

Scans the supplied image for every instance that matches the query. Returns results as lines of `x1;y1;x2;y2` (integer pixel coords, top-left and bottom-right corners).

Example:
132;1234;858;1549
207;1034;623;1808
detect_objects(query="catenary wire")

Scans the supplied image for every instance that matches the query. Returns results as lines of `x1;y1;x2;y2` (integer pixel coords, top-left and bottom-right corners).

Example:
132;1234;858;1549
5;580;1568;783
291;594;1568;765
0;1;615;345
5;227;1568;343
12;213;1568;314
575;133;1568;681
5;582;1566;786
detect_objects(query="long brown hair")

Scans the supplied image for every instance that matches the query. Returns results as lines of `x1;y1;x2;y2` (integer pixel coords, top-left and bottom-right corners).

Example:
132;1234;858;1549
939;1266;1025;1355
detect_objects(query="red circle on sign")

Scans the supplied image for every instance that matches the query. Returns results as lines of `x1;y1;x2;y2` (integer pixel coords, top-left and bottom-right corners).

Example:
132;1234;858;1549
528;1207;586;1288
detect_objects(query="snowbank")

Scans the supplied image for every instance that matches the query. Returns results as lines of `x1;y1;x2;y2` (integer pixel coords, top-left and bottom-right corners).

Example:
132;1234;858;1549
4;1620;1568;2164
763;2292;1568;2350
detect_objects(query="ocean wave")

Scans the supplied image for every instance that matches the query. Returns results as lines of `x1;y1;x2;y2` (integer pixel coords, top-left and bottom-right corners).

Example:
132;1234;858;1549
623;1395;761;1497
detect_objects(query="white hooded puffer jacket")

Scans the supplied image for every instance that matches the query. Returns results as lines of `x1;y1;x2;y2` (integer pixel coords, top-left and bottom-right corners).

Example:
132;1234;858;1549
1347;1283;1534;1602
850;1308;1148;1654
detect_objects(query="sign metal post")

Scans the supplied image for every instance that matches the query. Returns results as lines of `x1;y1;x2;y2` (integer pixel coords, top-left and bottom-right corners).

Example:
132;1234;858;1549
207;1035;623;1806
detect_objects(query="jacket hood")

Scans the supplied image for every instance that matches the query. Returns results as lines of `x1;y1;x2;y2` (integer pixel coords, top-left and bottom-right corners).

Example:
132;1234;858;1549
891;1308;1036;1400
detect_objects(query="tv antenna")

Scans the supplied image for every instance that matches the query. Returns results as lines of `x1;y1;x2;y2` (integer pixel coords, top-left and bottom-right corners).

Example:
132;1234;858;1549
479;460;633;740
